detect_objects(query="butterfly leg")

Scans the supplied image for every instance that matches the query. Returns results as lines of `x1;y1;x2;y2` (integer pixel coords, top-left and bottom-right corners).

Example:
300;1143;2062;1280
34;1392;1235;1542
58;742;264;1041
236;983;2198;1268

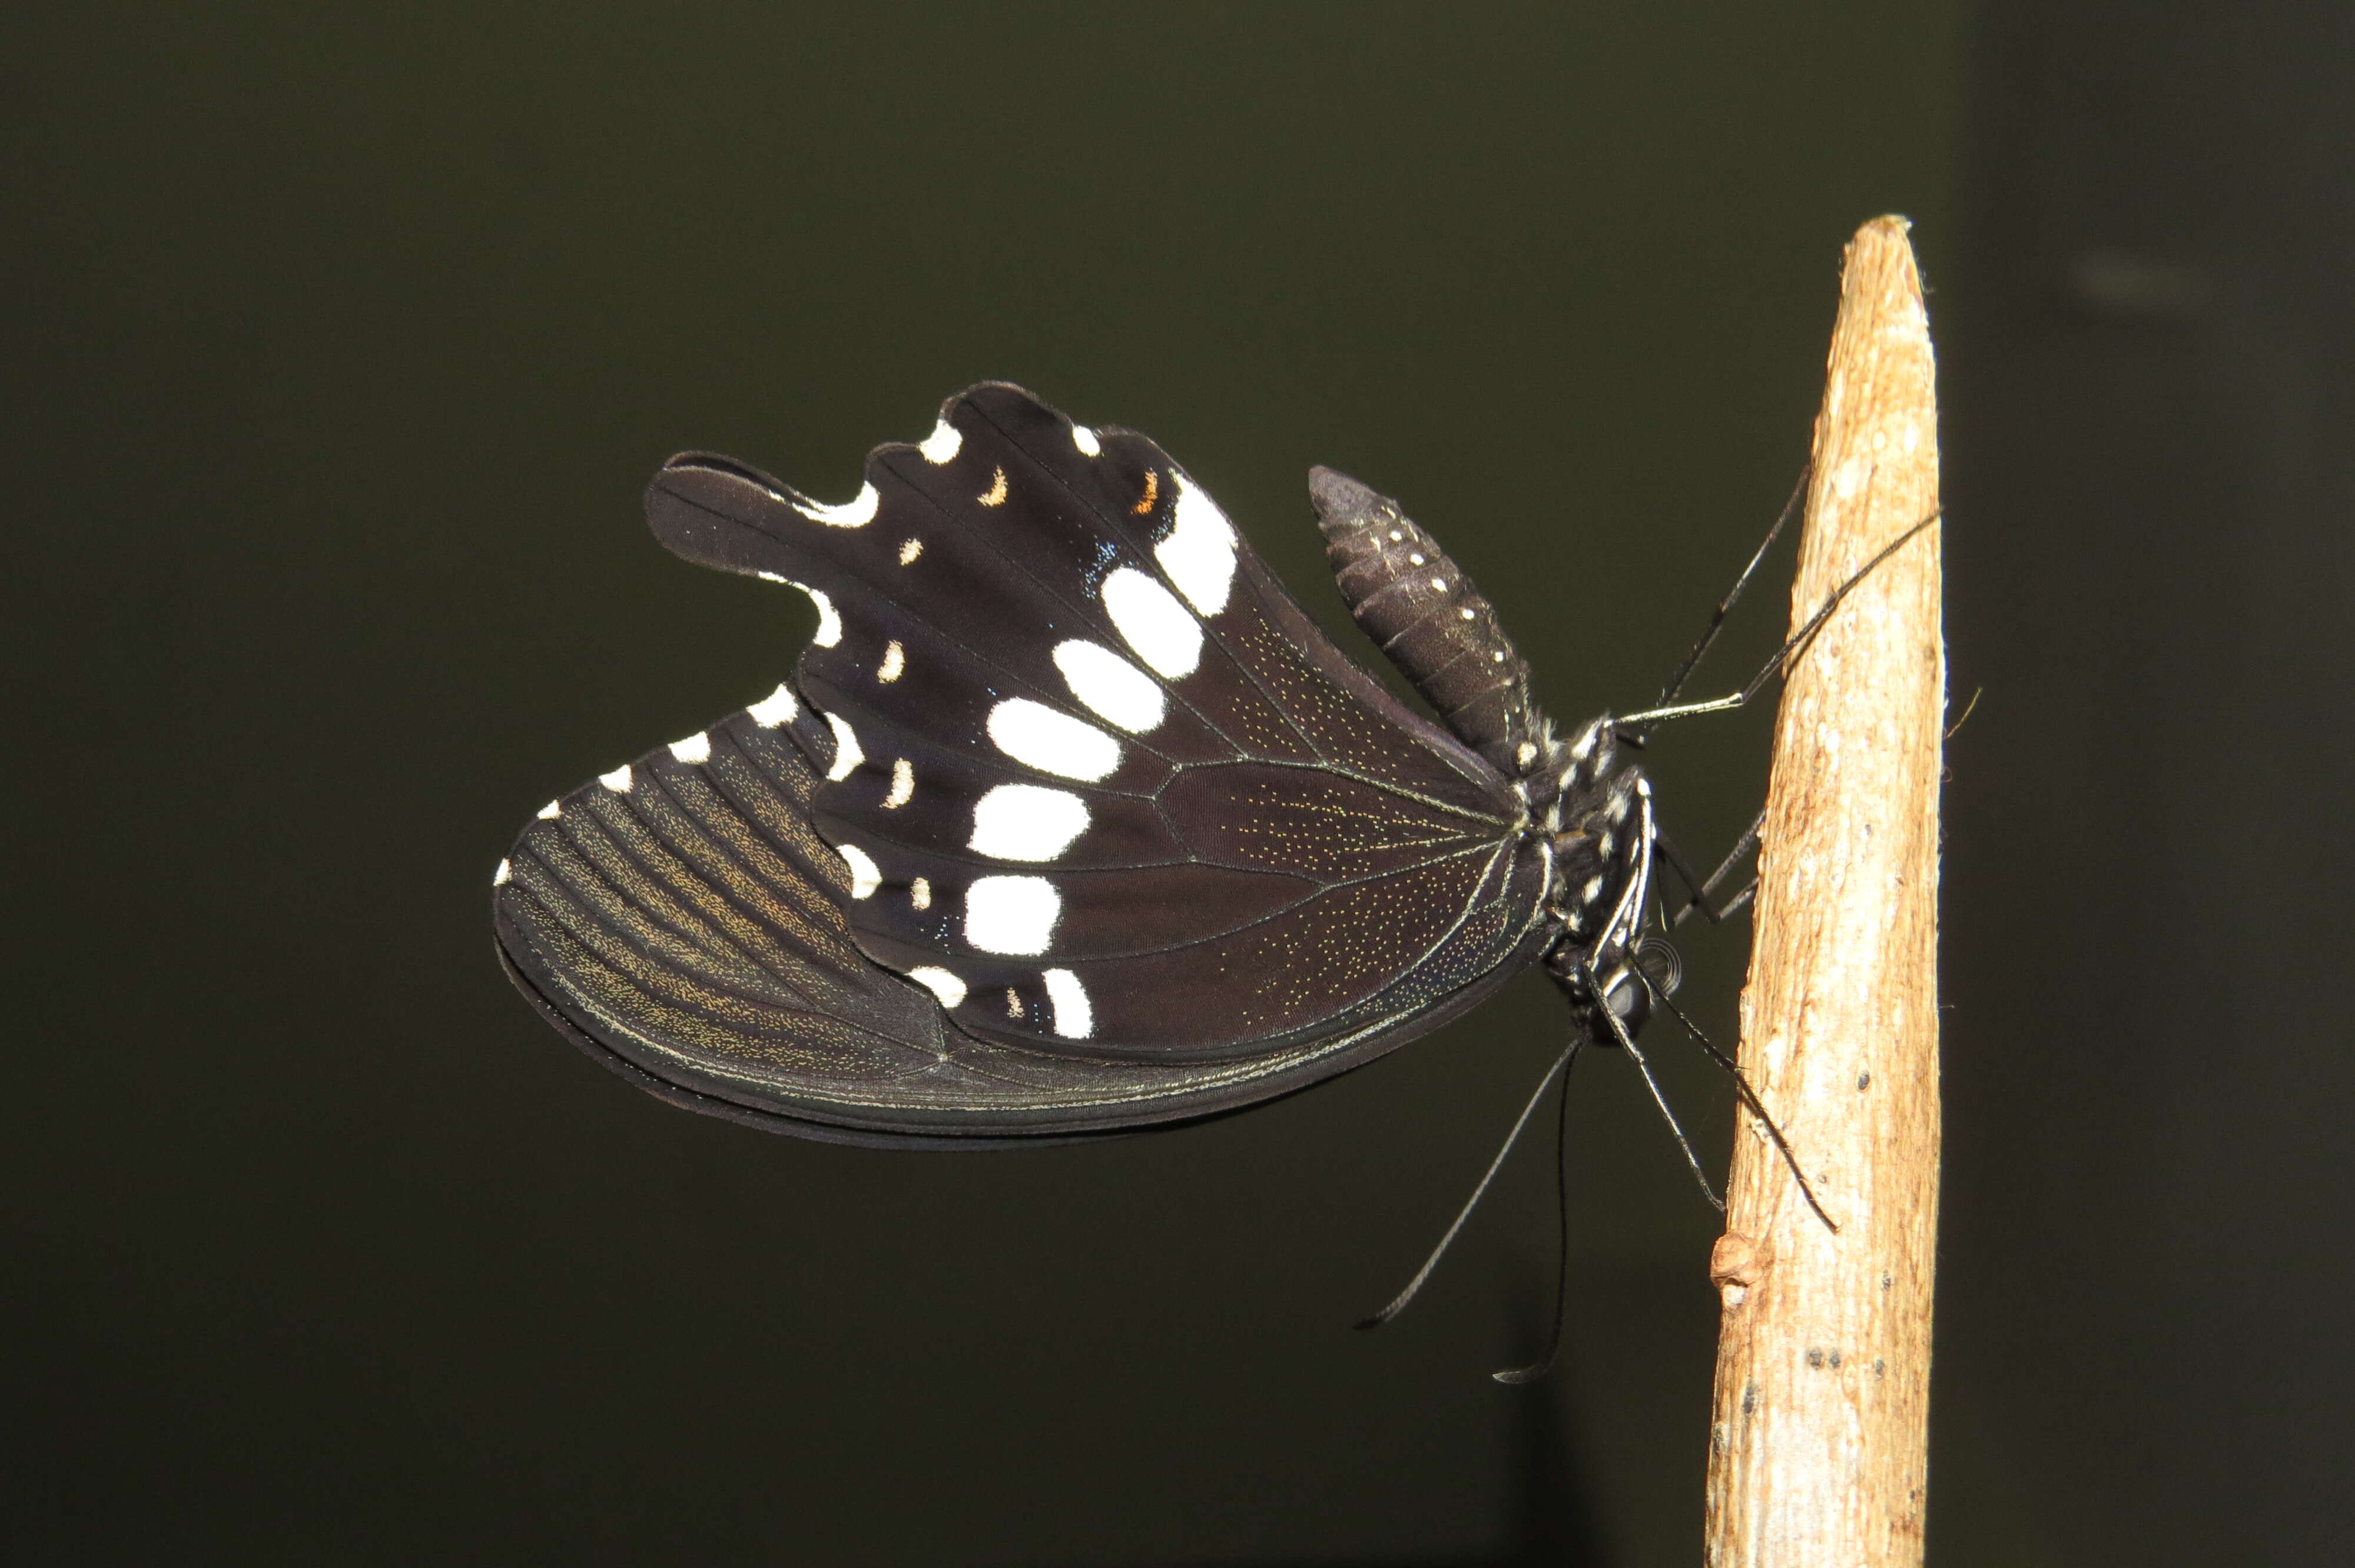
1616;509;1943;732
1656;812;1764;931
1643;981;1839;1234
1583;961;1725;1212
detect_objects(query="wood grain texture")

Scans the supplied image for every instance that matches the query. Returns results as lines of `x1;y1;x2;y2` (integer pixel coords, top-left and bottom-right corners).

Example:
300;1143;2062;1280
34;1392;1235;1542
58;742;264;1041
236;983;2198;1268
1703;217;1945;1566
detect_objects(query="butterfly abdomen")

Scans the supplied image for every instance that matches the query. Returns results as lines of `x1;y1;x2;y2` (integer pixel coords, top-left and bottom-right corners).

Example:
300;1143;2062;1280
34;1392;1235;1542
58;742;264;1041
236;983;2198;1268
1309;467;1543;772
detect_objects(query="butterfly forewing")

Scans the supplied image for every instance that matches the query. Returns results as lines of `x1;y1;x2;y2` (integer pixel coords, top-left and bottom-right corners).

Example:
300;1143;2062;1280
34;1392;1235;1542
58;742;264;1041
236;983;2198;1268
499;384;1555;1139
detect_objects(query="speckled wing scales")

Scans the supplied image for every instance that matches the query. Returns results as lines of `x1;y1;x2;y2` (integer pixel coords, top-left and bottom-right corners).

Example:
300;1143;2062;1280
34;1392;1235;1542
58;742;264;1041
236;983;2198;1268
495;384;1553;1141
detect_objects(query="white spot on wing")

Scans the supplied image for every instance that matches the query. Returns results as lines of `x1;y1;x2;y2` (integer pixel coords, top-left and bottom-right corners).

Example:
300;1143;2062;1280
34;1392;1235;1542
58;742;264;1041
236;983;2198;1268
493;858;512;886
599;763;633;792
1043;968;1093;1039
668;732;711;765
987;699;1120;782
1072;424;1102;456
909;876;932;911
1430;577;1448;592
798;584;842;646
969;783;1090;861
794;481;879;527
884;758;914;809
1102;567;1203;678
747;683;798;727
906;965;966;1008
1053;639;1166;733
878;640;905;683
1156;476;1238;616
837;843;881;899
898;537;923;565
964;875;1061;955
537;799;562;820
824;712;865;781
918;419;962;464
760;579;842;646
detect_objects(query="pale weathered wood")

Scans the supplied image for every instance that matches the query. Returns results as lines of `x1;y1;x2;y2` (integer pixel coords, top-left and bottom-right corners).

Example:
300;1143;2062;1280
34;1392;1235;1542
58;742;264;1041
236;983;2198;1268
1701;217;1945;1566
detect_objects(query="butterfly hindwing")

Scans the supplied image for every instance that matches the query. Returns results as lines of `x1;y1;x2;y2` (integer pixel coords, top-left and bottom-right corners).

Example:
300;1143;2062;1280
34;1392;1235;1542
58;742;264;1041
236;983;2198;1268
494;692;1548;1143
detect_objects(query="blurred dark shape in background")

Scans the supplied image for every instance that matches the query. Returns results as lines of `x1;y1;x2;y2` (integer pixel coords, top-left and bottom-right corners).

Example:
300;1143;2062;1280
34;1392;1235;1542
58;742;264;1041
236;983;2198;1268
5;4;2346;1563
1942;5;2355;1563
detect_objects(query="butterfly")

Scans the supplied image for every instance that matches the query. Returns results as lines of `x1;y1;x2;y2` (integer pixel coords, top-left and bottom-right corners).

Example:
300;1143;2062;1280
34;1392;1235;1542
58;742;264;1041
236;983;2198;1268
493;383;1696;1150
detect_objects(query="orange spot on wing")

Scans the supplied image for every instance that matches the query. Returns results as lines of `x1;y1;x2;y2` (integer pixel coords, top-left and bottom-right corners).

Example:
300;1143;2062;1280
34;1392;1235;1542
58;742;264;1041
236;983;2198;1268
1132;469;1159;515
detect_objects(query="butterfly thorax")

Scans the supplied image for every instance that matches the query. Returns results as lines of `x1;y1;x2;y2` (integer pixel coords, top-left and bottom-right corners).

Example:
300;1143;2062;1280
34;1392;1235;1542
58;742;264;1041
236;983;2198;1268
1523;716;1656;1026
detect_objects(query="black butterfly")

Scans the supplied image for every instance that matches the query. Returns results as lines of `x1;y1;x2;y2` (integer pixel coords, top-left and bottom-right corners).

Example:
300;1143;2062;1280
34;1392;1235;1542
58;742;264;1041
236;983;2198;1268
494;383;1706;1150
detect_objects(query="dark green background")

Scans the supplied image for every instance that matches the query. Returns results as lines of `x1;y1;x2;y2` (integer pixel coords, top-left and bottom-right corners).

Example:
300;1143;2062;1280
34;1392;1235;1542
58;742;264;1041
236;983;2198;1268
12;4;2349;1563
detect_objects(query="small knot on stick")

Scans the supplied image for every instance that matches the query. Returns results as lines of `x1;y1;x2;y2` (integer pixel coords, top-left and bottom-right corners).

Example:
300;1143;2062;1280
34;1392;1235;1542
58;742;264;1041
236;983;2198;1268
1711;1231;1766;1309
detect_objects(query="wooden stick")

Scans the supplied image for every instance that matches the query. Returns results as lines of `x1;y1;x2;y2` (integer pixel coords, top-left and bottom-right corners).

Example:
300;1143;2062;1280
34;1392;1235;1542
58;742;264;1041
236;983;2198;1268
1701;217;1945;1566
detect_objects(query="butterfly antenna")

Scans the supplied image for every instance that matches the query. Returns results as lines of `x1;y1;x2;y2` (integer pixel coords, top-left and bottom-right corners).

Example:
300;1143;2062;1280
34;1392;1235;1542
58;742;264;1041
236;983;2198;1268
1616;509;1942;729
1358;1044;1578;1333
1585;963;1724;1211
1492;1043;1581;1385
1648;464;1812;717
1648;986;1839;1234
